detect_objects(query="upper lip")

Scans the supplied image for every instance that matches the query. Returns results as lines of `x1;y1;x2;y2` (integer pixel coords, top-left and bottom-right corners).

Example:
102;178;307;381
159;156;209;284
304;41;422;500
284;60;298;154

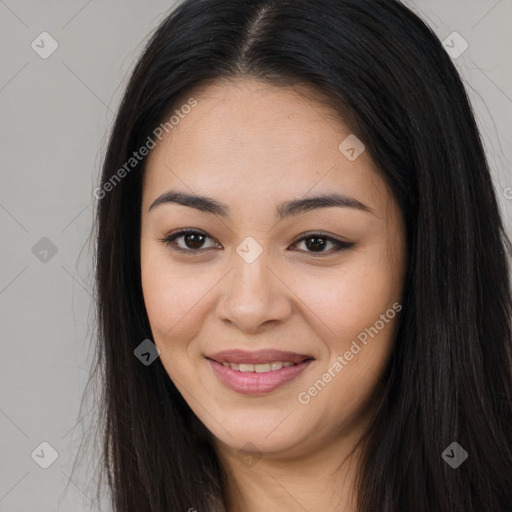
206;349;313;365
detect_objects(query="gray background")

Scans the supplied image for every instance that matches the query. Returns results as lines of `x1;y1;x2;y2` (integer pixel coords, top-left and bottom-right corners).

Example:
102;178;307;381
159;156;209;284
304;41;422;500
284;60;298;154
0;0;511;510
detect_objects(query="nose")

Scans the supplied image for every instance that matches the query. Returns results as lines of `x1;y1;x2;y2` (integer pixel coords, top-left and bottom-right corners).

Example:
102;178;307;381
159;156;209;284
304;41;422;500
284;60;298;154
216;251;293;334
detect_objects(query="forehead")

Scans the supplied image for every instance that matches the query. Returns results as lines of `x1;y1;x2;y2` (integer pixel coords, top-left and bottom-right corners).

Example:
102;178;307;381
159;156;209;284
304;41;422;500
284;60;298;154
142;78;391;217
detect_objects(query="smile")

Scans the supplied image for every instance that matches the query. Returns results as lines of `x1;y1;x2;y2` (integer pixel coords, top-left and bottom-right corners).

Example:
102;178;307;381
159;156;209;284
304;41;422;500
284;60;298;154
220;361;297;372
207;358;313;395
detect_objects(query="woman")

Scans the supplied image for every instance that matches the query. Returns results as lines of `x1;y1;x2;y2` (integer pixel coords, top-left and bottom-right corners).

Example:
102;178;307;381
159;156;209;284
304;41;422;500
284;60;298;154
88;0;512;510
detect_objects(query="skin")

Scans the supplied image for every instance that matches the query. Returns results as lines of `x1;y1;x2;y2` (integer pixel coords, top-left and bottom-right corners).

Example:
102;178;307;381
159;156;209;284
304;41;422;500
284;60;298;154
140;78;407;512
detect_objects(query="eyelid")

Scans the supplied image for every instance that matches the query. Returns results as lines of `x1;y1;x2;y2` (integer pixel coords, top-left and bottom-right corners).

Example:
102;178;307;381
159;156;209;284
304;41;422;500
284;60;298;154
158;228;220;253
159;229;354;256
290;231;353;251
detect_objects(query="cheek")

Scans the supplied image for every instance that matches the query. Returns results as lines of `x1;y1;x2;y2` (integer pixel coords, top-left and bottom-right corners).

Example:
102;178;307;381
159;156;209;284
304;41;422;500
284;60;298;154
142;274;203;340
140;261;211;389
140;247;221;352
141;245;188;334
289;251;402;425
291;256;401;345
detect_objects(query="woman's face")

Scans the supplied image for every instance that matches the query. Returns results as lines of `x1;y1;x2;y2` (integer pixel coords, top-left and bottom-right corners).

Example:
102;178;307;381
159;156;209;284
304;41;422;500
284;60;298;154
140;78;407;458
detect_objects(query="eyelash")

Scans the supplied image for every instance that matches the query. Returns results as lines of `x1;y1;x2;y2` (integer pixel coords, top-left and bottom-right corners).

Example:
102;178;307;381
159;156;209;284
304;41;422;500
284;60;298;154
158;229;354;257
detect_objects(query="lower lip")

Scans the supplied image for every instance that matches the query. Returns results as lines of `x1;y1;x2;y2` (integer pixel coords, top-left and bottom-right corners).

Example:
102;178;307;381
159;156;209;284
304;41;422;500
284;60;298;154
207;359;312;395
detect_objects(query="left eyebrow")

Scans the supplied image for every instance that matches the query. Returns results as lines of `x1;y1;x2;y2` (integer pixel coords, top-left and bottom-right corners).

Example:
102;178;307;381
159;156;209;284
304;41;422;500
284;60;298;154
276;193;376;219
148;190;376;218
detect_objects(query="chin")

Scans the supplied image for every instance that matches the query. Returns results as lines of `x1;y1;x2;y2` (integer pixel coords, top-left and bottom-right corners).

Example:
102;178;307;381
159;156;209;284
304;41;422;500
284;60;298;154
203;409;313;455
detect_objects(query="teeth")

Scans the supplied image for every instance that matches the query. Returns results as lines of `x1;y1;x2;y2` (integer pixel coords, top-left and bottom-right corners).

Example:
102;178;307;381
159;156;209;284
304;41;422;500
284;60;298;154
222;361;299;372
255;363;271;373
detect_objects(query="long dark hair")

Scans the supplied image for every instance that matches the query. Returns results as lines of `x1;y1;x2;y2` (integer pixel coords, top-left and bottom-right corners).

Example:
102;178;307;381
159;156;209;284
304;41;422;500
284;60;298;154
84;0;512;510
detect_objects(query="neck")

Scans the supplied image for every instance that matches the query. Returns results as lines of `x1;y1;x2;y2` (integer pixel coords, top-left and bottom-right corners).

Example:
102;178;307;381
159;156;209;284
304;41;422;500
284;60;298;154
215;426;365;512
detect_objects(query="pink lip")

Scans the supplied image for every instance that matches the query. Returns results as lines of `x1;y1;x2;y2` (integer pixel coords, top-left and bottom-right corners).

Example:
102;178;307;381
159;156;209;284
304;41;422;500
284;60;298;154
207;358;313;395
207;349;312;365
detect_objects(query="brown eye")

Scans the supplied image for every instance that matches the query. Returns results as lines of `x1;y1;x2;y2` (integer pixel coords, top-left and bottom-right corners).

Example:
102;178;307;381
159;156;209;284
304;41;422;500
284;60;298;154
181;232;206;250
160;229;220;253
292;233;354;255
304;235;329;252
159;230;354;257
